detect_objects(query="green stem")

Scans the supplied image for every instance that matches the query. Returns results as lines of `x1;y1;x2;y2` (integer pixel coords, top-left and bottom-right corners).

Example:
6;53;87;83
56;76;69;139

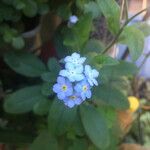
101;7;148;54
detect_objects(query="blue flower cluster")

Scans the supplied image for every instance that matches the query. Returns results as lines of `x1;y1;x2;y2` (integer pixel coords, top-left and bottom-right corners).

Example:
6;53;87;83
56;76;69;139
53;53;99;108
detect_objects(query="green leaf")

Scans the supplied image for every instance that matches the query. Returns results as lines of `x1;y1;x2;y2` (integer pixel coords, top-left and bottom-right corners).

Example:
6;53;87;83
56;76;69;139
41;82;53;96
12;36;25;49
30;130;58;150
132;22;150;37
100;61;138;83
119;26;145;61
0;129;35;143
57;4;71;20
41;72;56;83
97;106;117;128
48;100;77;136
33;98;51;116
69;139;88;150
96;0;120;34
83;39;104;53
84;2;101;18
4;52;46;77
93;84;129;109
4;85;43;114
23;0;37;17
80;105;109;149
47;57;61;73
92;54;119;68
63;14;92;49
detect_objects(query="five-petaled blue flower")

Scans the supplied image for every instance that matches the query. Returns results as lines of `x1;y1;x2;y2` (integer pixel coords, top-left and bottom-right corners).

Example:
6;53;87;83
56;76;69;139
74;80;91;100
64;93;82;108
53;53;99;108
59;63;84;82
84;65;99;86
53;76;73;100
64;52;86;67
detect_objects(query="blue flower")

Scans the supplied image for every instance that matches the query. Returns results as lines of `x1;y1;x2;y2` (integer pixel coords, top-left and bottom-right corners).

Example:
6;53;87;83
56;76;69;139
69;15;78;24
64;93;82;108
64;52;86;67
53;76;73;100
59;63;84;82
84;65;99;86
74;80;92;100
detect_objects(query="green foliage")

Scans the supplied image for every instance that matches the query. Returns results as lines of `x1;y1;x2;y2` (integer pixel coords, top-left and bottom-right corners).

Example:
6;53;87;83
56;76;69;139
30;130;58;150
0;0;49;49
96;0;120;34
4;52;46;77
4;85;43;114
48;100;77;136
80;105;110;149
119;26;145;61
2;0;150;149
63;14;92;49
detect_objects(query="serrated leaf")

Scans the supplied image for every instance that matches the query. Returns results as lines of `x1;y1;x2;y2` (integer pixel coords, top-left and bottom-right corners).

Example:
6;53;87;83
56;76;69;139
4;52;46;77
48;100;77;136
80;105;109;149
119;26;144;61
93;84;129;109
96;0;120;34
4;86;43;114
30;130;58;150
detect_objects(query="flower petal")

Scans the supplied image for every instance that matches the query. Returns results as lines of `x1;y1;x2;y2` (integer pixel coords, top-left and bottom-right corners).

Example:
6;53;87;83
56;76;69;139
59;70;68;77
86;90;92;99
57;92;66;100
57;76;65;84
72;52;80;59
53;84;61;93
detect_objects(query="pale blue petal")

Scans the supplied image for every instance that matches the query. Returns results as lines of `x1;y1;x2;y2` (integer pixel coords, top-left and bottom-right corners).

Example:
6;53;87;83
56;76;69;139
68;76;75;82
75;65;83;73
74;84;81;93
57;76;65;84
92;69;99;78
86;90;92;99
75;98;82;105
59;70;68;77
66;100;75;108
81;92;86;100
79;57;86;63
65;88;73;96
88;79;94;86
74;74;84;81
53;84;61;93
57;92;66;100
93;79;98;86
65;63;74;70
72;52;80;59
64;56;72;62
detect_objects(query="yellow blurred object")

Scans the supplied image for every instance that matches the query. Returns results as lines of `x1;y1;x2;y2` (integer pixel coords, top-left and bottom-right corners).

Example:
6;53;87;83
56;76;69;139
128;96;140;113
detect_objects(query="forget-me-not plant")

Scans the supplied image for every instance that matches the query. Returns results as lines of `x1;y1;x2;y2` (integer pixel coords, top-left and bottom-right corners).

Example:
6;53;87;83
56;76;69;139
53;52;99;108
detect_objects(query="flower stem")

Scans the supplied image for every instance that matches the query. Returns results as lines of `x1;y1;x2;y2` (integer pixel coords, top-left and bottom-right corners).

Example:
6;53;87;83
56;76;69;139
101;7;149;54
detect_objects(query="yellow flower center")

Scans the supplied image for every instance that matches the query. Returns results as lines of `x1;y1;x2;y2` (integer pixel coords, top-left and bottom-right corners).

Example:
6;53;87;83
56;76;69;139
62;85;67;91
82;85;87;91
70;96;76;100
